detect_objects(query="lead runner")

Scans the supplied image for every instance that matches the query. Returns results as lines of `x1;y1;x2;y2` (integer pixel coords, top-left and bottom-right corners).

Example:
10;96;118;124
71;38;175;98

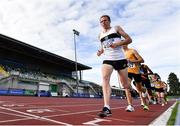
97;15;133;117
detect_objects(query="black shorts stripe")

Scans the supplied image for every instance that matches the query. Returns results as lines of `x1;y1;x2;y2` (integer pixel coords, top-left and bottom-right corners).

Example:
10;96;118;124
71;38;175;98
100;33;121;42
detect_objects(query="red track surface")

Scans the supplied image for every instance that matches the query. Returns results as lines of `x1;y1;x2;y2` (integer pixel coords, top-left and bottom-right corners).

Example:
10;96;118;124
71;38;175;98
0;96;175;125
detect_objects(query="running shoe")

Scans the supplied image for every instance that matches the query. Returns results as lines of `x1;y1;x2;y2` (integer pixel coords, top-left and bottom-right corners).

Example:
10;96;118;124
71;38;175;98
153;101;157;104
143;105;149;110
141;103;144;106
149;100;153;105
98;107;112;118
125;105;135;112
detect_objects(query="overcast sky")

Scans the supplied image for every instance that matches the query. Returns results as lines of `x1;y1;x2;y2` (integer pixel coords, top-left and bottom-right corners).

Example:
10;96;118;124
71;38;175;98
0;0;179;87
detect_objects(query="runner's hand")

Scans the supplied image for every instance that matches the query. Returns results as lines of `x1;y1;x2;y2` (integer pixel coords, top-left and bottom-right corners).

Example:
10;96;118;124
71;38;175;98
97;50;103;56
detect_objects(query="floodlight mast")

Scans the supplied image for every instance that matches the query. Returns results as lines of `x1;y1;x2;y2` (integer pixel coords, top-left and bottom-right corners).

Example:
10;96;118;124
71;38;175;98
73;29;80;95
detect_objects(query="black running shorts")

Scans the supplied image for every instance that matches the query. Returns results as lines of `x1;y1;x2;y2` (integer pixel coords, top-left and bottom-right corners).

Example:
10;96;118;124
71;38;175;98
128;73;142;82
155;88;164;93
142;79;152;89
103;59;128;71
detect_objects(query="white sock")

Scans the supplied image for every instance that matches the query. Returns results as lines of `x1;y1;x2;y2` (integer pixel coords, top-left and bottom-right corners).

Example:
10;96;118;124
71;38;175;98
104;105;110;109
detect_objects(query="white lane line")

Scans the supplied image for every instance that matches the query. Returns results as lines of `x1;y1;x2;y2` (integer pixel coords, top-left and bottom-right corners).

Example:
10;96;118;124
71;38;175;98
86;114;134;123
83;118;111;125
0;111;31;118
0;118;32;123
0;111;34;123
104;117;134;123
0;106;72;126
11;103;103;109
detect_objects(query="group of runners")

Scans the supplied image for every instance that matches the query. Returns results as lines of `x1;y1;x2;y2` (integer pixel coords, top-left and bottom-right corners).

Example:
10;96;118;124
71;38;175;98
97;15;168;117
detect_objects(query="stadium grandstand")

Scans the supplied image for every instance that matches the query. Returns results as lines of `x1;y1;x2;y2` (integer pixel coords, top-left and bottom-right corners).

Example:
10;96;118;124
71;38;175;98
0;34;125;98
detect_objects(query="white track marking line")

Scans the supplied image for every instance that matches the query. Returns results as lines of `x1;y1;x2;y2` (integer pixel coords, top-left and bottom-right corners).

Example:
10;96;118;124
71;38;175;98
104;117;134;123
0;106;72;126
83;118;111;125
0;117;32;123
86;114;134;123
3;101;131;109
8;105;70;113
0;111;32;118
0;111;34;123
12;103;103;109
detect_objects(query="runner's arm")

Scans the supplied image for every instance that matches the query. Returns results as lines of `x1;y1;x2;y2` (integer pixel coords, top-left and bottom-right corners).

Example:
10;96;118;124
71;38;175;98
130;50;144;63
97;34;104;56
145;65;153;75
110;26;132;48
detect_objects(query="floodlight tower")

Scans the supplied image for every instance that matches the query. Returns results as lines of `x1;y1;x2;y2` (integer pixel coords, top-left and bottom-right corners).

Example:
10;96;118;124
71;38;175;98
73;29;80;94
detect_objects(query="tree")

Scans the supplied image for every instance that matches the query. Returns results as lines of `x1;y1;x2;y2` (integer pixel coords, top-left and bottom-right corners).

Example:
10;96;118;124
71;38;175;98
167;72;180;96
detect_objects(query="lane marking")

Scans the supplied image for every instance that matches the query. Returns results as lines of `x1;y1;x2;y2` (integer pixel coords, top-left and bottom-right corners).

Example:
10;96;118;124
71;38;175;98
2;104;24;107
12;103;103;109
27;109;54;113
0;111;31;118
0;111;33;124
1;102;128;110
83;118;111;125
0;106;72;126
1;103;103;110
0;118;33;123
1;104;69;113
105;117;134;123
87;114;134;123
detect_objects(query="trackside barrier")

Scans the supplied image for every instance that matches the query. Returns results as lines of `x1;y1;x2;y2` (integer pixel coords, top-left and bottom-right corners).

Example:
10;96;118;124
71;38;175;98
0;89;25;95
72;93;101;98
60;92;100;98
24;89;36;96
50;92;58;96
0;89;9;95
72;93;89;98
0;89;102;98
0;89;53;97
8;89;24;95
37;90;51;97
0;89;36;96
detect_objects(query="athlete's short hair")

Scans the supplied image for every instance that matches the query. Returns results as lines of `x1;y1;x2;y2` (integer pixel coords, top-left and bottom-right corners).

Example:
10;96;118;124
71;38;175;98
154;73;161;81
100;15;111;22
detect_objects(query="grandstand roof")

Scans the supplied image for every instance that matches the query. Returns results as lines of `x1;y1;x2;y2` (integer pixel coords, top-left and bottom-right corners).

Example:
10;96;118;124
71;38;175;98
0;34;91;71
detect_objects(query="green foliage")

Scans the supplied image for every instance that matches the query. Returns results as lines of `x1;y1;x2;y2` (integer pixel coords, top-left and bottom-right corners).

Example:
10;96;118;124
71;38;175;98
167;101;179;125
167;73;180;96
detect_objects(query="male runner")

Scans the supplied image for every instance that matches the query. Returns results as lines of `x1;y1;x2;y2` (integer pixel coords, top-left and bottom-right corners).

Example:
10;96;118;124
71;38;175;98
97;15;133;117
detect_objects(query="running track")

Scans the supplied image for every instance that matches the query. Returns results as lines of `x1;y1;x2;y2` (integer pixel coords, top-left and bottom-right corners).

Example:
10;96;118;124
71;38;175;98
0;96;175;125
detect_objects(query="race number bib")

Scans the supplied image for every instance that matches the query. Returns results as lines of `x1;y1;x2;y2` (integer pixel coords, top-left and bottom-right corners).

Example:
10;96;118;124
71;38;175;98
151;83;155;87
103;38;114;48
128;61;135;68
